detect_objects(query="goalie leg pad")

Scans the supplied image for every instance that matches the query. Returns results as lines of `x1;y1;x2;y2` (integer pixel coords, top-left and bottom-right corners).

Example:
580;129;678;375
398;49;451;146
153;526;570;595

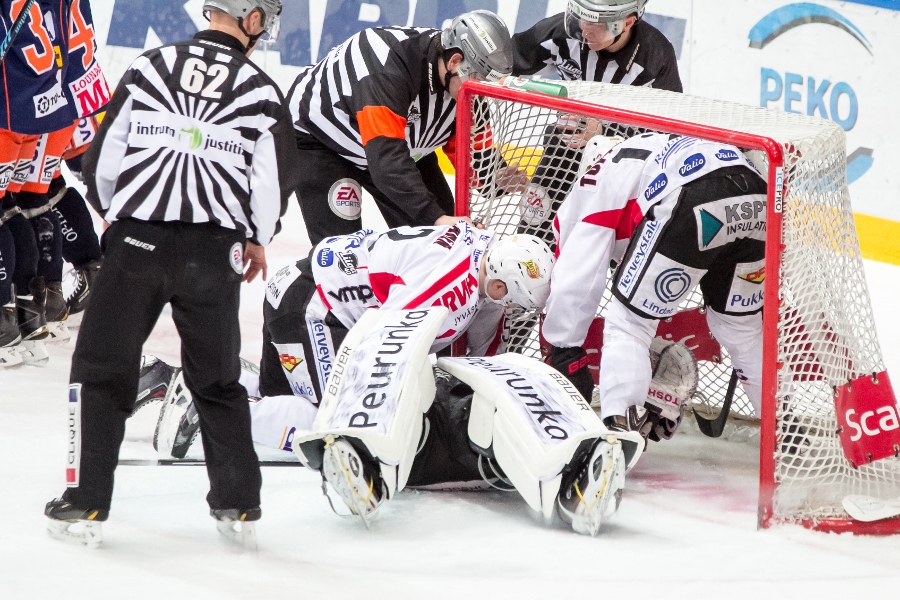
292;307;448;500
438;353;644;520
706;309;763;416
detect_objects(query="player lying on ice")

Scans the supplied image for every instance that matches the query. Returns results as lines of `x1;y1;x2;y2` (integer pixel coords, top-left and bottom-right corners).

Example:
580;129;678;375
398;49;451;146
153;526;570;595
139;221;655;536
543;132;768;442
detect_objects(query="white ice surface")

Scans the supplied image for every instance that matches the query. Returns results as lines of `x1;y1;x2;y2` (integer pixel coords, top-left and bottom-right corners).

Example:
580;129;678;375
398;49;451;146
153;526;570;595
3;190;900;598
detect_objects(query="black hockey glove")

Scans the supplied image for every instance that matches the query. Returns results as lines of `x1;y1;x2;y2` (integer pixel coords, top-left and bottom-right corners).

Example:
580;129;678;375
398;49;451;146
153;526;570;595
548;346;594;402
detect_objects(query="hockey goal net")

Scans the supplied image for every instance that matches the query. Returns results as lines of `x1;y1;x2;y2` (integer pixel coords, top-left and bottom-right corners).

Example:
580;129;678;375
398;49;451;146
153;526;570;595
453;79;900;532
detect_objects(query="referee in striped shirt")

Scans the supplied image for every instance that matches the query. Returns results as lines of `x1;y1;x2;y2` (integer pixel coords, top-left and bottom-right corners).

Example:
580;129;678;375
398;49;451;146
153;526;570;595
45;0;299;540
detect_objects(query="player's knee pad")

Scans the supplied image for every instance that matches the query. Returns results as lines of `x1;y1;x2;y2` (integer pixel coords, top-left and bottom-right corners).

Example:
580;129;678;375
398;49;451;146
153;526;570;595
706;308;763;415
292;306;448;498
437;353;644;520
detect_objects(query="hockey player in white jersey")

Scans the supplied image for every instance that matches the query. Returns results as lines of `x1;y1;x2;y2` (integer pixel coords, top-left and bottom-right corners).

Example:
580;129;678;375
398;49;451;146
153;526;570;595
147;222;644;535
544;133;767;442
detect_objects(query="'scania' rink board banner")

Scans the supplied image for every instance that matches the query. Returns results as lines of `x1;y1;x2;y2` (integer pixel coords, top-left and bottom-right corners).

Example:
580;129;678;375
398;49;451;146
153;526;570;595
87;0;900;263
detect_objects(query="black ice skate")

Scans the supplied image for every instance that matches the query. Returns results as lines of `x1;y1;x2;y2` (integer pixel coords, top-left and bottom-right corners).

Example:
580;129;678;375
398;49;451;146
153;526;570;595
16;280;50;365
64;259;101;317
153;368;200;459
45;498;108;548
0;300;23;368
133;355;176;417
320;437;386;528
211;507;261;550
557;438;627;537
43;280;70;343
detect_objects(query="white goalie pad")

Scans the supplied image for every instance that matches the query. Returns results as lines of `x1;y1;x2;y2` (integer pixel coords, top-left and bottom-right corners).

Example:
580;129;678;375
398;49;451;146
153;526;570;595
437;353;644;520
292;306;449;498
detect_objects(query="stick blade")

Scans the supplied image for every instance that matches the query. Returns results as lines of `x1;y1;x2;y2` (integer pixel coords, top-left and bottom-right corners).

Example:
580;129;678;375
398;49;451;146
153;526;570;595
842;495;900;522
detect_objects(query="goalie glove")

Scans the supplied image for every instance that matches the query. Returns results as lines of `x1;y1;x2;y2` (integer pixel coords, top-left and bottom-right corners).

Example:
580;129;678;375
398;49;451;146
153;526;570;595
640;340;699;442
548;345;594;402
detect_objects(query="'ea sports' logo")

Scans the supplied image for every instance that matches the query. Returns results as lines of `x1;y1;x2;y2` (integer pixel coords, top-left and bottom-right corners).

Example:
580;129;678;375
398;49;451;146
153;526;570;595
328;179;362;221
229;242;243;274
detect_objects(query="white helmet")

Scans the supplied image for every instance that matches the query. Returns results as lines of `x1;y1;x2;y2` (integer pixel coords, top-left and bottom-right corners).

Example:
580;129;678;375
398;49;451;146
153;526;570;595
484;235;555;310
203;0;283;41
565;0;647;44
577;134;625;178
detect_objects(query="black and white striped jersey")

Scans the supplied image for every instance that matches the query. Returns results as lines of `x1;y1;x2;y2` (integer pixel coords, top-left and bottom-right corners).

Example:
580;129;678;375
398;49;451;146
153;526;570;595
288;27;456;168
82;31;298;246
512;17;682;92
287;27;457;227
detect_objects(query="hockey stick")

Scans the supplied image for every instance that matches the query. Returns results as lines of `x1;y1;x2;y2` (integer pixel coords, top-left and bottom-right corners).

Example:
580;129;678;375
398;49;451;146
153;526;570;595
842;495;900;522
0;0;38;63
118;459;303;467
693;369;738;438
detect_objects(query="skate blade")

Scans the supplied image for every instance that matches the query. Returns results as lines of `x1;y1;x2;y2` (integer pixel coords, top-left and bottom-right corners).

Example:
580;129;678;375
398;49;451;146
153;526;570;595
46;321;71;344
17;340;49;366
570;444;624;537
0;346;25;369
47;520;103;548
322;443;380;528
64;311;84;330
215;520;258;551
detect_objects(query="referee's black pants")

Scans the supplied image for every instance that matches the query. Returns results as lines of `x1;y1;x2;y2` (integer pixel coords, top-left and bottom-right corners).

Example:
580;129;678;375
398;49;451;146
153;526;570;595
295;133;454;246
62;219;262;512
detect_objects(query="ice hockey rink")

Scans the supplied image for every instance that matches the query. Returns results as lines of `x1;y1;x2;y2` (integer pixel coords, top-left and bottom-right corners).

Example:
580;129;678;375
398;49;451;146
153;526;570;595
3;186;900;599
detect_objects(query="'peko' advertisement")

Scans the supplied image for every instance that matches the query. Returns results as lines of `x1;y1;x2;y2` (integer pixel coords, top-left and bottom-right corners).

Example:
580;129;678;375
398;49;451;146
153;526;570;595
86;0;899;247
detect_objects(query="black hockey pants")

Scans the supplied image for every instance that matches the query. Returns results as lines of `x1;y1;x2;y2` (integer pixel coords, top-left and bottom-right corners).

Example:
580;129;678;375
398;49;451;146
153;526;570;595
295;133;454;246
63;219;261;512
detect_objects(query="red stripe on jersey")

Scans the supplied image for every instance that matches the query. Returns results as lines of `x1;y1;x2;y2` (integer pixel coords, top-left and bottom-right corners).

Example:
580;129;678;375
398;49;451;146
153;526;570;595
402;258;470;309
436;328;456;339
316;284;333;311
369;272;406;304
553;214;561;259
582;198;642;241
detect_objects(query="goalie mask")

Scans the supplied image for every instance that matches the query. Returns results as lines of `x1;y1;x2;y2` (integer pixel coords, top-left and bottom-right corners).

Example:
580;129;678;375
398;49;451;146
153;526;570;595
564;0;647;48
441;10;513;84
203;0;283;42
483;235;555;310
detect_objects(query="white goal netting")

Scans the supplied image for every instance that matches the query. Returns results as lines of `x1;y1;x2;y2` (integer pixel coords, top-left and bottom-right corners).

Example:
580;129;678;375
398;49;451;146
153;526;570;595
456;79;899;529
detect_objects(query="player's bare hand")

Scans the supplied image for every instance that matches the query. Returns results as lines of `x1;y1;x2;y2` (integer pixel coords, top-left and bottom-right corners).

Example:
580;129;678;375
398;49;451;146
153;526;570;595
243;242;267;283
557;116;604;149
494;165;529;195
434;215;485;229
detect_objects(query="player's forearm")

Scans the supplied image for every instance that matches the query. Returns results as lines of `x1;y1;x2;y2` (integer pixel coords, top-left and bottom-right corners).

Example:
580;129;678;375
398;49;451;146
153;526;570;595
365;137;446;226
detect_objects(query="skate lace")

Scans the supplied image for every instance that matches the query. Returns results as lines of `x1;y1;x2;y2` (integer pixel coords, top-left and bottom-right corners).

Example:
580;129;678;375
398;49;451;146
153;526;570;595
65;271;87;304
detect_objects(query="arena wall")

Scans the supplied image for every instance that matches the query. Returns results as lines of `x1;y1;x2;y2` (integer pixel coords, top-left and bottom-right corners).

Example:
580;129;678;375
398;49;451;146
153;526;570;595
85;0;900;263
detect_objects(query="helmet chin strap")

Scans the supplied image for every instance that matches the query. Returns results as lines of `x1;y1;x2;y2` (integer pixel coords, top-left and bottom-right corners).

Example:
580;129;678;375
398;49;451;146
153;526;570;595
442;69;459;93
237;16;265;53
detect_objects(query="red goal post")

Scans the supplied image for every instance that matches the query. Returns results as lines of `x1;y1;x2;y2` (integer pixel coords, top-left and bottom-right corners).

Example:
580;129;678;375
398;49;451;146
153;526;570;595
453;79;900;533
